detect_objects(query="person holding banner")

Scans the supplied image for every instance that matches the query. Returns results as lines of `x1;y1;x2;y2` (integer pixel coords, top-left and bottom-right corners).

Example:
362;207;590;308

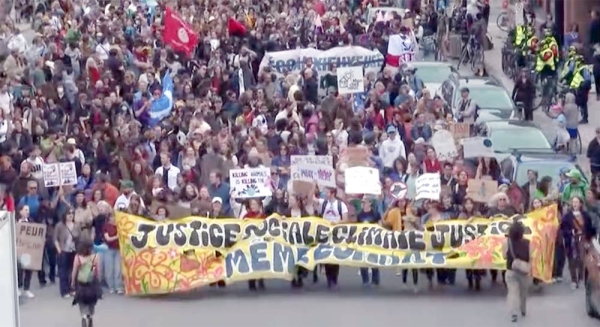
16;204;36;298
357;196;382;286
561;196;595;289
317;188;348;289
243;199;267;291
54;209;79;298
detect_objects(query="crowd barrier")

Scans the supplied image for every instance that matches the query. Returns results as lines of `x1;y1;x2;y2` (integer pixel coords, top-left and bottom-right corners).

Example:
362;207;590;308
115;205;558;295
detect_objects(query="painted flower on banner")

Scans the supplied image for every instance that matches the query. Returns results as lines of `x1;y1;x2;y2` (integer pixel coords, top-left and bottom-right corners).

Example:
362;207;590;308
458;236;505;268
131;248;174;294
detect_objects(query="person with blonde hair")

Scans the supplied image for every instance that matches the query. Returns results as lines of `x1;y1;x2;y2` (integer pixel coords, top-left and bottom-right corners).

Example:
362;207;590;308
487;192;517;217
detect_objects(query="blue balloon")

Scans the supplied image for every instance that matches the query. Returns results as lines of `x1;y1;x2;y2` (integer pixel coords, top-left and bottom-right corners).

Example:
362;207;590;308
483;139;493;148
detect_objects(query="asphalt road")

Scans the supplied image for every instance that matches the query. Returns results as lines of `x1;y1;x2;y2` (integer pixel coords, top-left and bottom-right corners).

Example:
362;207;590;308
14;6;600;327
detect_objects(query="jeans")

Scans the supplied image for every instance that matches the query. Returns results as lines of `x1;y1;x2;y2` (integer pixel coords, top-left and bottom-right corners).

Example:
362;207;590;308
360;268;380;285
38;242;57;284
324;264;340;287
402;269;419;285
58;252;76;296
103;249;123;291
17;268;32;290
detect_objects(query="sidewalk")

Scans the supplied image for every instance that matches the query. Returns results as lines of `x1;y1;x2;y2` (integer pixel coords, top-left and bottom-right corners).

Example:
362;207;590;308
484;4;597;174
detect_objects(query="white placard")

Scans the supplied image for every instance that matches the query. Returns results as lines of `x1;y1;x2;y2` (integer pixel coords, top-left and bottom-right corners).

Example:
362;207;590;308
42;163;60;188
229;168;273;199
514;2;524;26
415;173;441;201
431;130;458;161
461;137;495;158
345;167;381;195
59;162;78;186
290;155;336;188
336;66;365;94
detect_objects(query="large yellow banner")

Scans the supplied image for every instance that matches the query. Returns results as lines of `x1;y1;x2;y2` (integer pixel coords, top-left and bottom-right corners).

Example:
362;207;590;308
116;205;558;295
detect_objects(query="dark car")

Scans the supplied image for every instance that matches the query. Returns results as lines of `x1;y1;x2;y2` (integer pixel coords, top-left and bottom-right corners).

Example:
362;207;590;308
437;75;517;122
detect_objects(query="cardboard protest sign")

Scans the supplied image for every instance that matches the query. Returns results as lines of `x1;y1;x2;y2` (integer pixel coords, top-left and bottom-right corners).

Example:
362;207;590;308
462;137;494;158
342;146;370;167
292;180;316;198
16;222;46;271
229;168;273;199
449;123;470;141
337;66;365;94
291;155;335;188
467;179;499;203
415;173;441;200
42;163;60;188
345;167;381;195
431;130;457;161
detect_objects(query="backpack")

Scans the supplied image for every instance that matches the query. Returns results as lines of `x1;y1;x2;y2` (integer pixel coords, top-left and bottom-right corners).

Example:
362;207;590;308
321;200;343;217
77;255;96;284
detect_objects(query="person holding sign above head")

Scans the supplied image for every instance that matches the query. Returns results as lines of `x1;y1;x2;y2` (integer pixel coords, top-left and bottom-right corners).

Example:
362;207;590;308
317;188;348;289
54;209;80;298
243;199;267;291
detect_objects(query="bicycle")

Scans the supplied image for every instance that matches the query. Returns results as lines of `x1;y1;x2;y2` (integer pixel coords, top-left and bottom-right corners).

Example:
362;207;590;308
457;35;480;71
496;12;510;32
538;75;557;112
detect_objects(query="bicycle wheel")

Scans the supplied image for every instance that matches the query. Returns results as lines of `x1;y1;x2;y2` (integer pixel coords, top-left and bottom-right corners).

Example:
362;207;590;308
457;47;468;70
471;49;483;72
496;12;510;32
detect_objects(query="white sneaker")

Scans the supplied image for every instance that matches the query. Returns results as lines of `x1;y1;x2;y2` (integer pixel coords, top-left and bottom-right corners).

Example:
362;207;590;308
23;291;34;298
63;294;71;299
555;277;563;283
18;289;22;297
571;282;578;290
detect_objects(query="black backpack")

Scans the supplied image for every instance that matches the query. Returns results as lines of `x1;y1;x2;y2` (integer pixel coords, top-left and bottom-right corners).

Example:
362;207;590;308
320;200;343;217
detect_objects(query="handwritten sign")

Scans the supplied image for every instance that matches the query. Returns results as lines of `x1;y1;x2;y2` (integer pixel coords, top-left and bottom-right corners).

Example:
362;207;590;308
345;167;381;195
43;162;78;187
337;66;365;94
415;173;441;201
291;155;335;188
390;182;408;199
467;179;499;203
449;123;470;141
431;130;458;161
16;222;46;271
229;168;273;199
462;137;494;158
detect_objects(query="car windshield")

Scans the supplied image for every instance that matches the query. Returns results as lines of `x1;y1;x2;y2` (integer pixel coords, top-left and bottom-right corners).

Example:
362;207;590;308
490;128;551;153
515;162;580;186
417;66;453;84
463;87;514;110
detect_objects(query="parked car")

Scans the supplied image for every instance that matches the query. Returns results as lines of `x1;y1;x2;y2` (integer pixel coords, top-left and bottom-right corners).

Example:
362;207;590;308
478;120;554;162
437;75;517;122
499;151;585;187
411;62;459;95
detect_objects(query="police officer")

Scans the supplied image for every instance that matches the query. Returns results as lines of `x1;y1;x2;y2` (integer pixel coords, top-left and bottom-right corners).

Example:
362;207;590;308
563;52;592;123
535;32;557;95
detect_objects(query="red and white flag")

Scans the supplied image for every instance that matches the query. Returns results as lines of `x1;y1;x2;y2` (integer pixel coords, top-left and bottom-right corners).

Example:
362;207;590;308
385;34;415;68
162;7;199;57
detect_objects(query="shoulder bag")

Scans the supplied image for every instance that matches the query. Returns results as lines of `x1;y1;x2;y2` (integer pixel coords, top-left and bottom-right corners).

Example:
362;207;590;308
508;239;530;275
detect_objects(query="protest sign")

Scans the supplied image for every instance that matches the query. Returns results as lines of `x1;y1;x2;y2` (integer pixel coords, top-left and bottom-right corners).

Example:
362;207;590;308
345;167;381;195
15;222;46;271
341;146;370;167
415;173;441;200
467;179;499;203
449;123;470;141
337;66;364;94
431;130;457;161
390;182;408;199
290;155;335;188
116;205;558;295
259;46;383;94
292;180;316;197
229;168;272;199
43;162;78;187
42;163;60;188
462;137;495;158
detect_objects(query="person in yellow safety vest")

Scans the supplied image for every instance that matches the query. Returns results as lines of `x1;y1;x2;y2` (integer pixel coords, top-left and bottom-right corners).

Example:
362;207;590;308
564;54;592;123
561;46;580;81
540;28;559;65
513;25;527;49
525;33;539;55
535;42;556;90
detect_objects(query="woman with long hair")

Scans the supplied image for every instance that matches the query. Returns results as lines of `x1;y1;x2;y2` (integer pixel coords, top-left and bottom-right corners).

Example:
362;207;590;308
504;221;531;323
102;213;123;294
191;186;212;216
561;196;595;289
125;194;146;217
178;184;199;209
71;238;102;327
459;198;484;290
244;199;267;291
54;209;80;298
384;198;419;288
73;191;94;241
475;157;500;180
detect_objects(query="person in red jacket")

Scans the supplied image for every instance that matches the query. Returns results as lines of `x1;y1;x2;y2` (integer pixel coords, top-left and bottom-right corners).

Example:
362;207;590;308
423;147;442;173
243;199;267;291
0;185;14;212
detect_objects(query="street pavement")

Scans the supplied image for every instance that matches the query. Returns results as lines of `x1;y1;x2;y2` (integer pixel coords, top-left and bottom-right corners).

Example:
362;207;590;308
13;6;600;327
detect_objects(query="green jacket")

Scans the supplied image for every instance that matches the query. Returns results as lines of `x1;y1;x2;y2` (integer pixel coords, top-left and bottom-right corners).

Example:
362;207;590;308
560;180;589;204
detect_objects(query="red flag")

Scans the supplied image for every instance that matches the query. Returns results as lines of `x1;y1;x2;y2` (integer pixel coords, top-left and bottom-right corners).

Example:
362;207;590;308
162;7;198;57
228;17;247;37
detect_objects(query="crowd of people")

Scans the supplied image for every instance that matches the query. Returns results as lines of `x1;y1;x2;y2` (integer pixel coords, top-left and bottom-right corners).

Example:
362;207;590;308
0;0;599;325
